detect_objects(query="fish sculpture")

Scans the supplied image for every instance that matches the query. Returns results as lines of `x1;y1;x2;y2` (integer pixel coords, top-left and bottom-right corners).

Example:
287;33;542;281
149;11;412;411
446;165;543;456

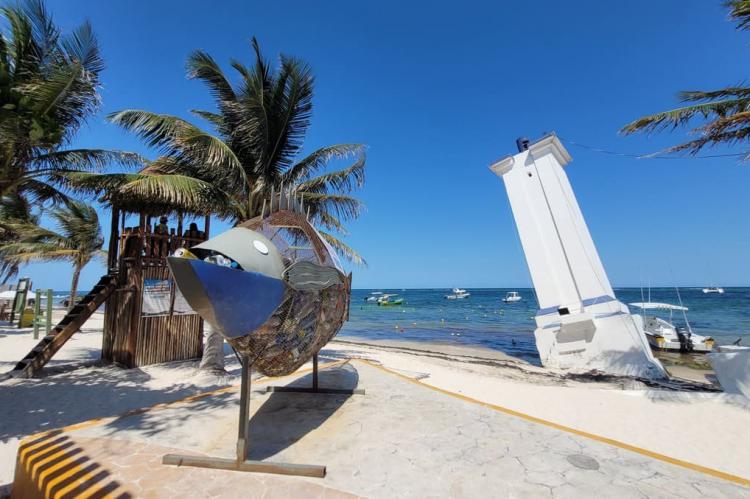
167;192;352;376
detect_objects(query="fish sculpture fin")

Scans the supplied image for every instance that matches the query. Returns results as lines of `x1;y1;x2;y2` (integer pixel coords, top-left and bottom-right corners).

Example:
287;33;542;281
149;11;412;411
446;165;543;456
283;260;344;291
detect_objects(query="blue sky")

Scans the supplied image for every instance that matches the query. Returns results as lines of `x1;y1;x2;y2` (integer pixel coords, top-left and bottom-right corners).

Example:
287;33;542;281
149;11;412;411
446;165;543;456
14;0;750;290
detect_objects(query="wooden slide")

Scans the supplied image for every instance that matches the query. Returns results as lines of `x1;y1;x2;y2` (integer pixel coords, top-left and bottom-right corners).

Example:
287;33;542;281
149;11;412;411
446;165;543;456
3;273;117;380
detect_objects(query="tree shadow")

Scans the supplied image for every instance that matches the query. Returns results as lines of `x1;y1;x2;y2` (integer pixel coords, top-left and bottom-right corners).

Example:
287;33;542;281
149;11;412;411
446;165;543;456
0;364;237;444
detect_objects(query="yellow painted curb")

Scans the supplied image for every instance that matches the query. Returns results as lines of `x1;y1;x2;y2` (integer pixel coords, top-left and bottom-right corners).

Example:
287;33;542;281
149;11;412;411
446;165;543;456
355;358;750;488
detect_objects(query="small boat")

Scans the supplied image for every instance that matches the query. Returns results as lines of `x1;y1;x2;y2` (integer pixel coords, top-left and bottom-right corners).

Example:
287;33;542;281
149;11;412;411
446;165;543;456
377;294;404;306
702;287;725;294
502;291;522;303
629;302;714;353
709;342;750;397
364;291;384;302
444;288;470;299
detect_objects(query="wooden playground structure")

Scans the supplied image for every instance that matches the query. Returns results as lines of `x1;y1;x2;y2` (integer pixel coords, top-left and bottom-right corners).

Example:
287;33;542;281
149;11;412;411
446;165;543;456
4;204;211;379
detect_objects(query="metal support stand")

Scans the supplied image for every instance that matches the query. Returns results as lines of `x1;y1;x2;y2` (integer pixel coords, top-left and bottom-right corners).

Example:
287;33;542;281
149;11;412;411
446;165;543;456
266;354;366;395
163;355;327;478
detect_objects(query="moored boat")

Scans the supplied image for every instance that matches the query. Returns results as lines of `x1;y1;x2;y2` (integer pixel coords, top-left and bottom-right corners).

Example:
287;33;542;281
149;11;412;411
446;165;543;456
702;286;725;294
629;302;714;353
377;293;404;306
445;288;470;299
502;291;521;303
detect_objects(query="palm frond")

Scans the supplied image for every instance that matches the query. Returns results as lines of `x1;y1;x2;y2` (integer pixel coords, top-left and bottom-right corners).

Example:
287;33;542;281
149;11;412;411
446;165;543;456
60;20;103;73
302;193;364;222
30;148;144;173
621;98;750;134
727;0;750;30
295;152;366;194
262;54;314;177
283;144;365;183
318;230;365;266
187;50;236;103
50;171;141;195
16;177;71;205
119;174;232;212
107;110;197;152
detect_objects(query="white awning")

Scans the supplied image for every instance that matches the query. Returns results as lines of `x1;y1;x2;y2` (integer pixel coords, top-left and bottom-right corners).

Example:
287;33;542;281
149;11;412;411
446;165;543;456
0;290;17;299
629;302;688;312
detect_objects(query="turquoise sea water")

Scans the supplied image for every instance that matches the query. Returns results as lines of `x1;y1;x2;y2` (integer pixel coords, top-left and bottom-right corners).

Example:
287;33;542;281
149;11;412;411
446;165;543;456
341;288;750;365
45;287;750;365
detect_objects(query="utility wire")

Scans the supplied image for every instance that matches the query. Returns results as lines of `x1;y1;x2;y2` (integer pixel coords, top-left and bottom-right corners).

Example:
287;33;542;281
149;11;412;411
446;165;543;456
558;136;747;160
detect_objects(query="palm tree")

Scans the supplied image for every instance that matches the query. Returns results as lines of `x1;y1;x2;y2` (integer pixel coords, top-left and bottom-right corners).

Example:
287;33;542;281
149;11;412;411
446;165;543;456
0;201;105;308
65;38;367;373
0;193;36;282
73;37;366;263
621;2;750;157
0;0;140;214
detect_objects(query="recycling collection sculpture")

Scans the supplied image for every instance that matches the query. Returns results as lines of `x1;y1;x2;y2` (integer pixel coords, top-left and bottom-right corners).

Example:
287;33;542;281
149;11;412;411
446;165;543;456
168;192;351;376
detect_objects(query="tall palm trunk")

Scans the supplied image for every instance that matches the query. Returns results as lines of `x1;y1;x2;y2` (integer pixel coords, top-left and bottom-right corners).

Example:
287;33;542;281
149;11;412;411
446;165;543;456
69;264;81;310
198;322;226;373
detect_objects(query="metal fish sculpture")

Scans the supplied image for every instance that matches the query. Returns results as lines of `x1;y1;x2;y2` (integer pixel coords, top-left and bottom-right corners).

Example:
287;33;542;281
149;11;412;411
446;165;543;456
167;192;352;376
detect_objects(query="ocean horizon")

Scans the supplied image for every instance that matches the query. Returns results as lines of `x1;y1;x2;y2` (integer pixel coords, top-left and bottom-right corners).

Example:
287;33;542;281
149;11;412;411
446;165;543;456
42;286;749;365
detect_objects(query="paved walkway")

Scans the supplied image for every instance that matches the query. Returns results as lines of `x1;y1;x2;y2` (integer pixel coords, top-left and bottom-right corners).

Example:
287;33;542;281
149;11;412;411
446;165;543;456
13;361;750;498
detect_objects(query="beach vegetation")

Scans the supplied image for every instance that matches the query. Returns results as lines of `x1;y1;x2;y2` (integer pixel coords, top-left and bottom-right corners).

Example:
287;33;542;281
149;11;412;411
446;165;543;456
63;38;368;372
69;38;367;264
0;0;139;281
0;200;105;308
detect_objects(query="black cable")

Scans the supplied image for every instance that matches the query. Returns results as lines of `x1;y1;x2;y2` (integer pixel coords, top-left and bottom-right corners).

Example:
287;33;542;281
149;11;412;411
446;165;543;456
558;136;747;160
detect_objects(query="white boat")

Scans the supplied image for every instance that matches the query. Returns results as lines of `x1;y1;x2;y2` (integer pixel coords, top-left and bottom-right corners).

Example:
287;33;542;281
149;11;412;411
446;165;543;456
702;287;725;294
709;343;750;397
365;291;384;302
491;133;666;379
502;291;522;303
444;288;470;299
629;302;714;353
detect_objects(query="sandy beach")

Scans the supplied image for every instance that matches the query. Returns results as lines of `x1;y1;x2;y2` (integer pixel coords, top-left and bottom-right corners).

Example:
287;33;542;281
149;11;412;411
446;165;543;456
1;317;750;495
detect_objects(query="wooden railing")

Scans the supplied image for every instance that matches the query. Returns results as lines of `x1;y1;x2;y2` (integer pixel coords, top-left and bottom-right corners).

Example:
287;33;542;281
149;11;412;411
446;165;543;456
119;227;207;265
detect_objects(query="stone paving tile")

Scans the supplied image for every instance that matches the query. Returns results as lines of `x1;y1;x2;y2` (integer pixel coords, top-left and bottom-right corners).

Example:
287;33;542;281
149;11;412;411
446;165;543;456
15;361;750;498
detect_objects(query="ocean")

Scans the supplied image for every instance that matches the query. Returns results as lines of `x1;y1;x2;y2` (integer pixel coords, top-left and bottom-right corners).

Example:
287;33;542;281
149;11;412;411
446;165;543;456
44;287;749;365
341;288;750;365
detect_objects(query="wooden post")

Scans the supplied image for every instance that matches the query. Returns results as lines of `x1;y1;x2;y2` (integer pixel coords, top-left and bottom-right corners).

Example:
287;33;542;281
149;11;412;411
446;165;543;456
108;205;120;269
45;289;52;336
32;290;41;339
177;212;183;238
204;215;211;238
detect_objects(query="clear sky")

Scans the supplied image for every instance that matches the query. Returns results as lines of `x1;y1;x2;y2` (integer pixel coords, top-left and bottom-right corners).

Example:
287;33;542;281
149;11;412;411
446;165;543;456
14;0;750;291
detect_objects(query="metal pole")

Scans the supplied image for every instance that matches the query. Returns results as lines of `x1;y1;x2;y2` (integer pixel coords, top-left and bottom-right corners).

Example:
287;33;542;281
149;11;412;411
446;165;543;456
236;356;251;462
33;290;41;339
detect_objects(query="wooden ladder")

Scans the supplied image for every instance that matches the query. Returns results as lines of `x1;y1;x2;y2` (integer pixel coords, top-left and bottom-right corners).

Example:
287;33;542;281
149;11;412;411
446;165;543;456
6;273;118;379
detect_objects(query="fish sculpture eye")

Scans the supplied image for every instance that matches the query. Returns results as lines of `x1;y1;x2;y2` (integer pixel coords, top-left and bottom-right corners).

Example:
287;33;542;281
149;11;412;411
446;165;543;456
253;240;269;255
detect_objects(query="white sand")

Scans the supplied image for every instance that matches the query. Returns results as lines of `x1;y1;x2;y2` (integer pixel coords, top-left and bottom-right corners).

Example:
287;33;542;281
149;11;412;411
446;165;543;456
1;319;749;489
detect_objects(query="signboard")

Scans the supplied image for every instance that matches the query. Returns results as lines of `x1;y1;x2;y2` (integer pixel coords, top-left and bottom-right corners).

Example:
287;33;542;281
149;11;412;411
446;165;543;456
141;278;195;317
10;277;31;324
